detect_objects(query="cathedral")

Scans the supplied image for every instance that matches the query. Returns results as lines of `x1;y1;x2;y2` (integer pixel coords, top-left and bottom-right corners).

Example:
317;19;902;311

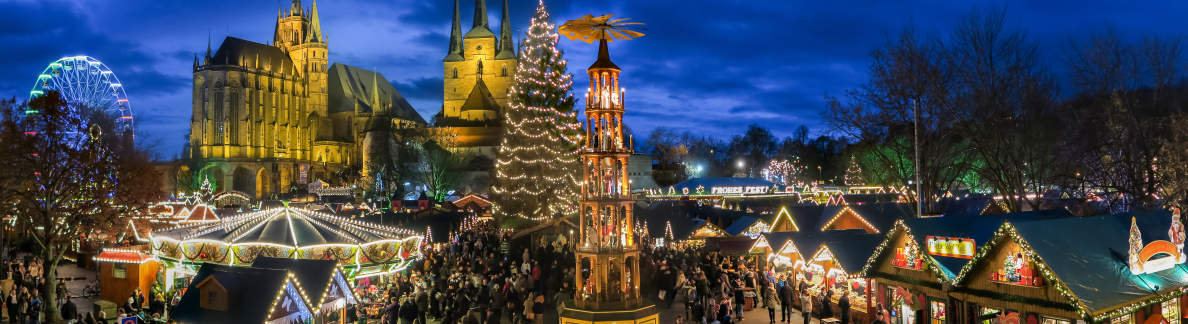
186;0;425;198
434;0;518;157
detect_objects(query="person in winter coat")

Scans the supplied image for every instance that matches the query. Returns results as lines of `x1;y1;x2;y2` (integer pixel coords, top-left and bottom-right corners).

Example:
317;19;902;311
839;290;851;324
801;289;814;324
765;283;780;323
780;279;796;322
398;297;417;324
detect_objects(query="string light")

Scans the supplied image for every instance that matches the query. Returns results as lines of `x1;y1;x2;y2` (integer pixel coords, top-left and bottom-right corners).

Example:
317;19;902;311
490;1;583;221
844;156;864;186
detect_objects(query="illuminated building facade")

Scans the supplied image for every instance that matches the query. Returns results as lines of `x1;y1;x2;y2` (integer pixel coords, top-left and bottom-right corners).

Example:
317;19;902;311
187;0;424;198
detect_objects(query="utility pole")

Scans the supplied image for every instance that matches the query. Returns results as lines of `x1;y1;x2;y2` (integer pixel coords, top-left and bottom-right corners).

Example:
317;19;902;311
913;99;923;218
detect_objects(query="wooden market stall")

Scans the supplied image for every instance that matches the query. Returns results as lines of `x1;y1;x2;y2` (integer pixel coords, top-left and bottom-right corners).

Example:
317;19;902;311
94;248;160;307
170;263;315;324
252;257;358;324
860;209;1188;324
795;230;884;323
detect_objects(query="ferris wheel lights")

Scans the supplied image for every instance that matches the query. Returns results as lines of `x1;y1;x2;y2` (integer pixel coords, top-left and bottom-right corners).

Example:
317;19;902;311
29;90;43;96
109;83;122;87
38;74;50;79
120;116;133;120
117;99;128;102
23;110;39;115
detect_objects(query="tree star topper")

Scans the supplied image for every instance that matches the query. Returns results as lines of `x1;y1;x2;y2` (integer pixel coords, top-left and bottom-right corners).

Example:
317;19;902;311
558;14;645;43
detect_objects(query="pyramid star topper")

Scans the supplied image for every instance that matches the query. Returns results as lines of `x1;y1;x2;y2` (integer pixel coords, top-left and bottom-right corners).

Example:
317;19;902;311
558;14;645;43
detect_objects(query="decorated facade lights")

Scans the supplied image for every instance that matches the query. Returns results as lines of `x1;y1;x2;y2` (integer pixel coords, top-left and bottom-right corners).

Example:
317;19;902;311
819;205;879;233
859;220;949;284
771;206;801;232
951;222;1094;320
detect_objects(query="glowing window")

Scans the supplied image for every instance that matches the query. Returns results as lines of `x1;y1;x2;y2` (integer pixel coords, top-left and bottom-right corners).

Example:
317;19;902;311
930;300;946;324
1110;314;1134;324
1164;298;1181;324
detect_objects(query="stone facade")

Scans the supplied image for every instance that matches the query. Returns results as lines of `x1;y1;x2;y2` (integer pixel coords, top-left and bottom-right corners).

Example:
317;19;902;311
186;0;424;198
434;0;517;153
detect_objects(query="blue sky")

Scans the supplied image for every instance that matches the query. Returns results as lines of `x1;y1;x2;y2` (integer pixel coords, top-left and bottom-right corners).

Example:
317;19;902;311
1;0;1185;158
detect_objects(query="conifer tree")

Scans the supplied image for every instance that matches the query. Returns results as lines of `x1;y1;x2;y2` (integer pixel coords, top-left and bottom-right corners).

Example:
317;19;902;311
845;155;864;186
491;1;582;221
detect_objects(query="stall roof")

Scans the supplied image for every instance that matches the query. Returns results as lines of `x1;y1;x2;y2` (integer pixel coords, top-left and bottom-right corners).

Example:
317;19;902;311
1006;210;1188;316
251;257;338;305
903;209;1074;276
171;263;311;324
791;230;884;273
639;203;716;241
724;216;761;236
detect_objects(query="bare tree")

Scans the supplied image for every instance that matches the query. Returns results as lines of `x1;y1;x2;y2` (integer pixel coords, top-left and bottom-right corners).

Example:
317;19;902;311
826;28;973;214
0;92;162;323
945;8;1058;212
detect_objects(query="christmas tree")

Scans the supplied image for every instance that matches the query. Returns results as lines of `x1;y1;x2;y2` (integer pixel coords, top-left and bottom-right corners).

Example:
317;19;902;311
491;1;583;221
844;155;864;186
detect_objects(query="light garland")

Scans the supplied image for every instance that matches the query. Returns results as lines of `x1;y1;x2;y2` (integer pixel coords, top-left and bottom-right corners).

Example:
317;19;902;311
820;205;878;233
771;206;801;232
489;1;584;221
844;156;864;186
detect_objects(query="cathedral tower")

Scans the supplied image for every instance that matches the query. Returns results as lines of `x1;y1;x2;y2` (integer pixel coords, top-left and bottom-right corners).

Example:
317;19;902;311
440;0;516;125
275;0;329;117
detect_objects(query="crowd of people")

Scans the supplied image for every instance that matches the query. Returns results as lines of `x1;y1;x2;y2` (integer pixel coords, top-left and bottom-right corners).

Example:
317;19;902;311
350;221;897;324
646;245;884;324
354;221;574;324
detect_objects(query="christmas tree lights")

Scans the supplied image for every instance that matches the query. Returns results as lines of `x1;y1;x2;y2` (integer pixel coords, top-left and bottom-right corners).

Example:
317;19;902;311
491;0;583;222
762;157;803;186
845;156;864;186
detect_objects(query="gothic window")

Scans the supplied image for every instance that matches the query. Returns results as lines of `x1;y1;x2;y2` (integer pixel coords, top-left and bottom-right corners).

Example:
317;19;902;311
501;67;508;77
214;91;225;144
453;68;458;79
477;61;484;76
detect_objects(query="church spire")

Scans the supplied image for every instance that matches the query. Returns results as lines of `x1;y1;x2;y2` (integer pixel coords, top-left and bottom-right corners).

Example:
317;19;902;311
273;7;283;45
290;0;303;16
304;0;323;43
445;0;464;62
473;0;489;29
205;33;212;60
371;71;383;114
496;0;515;58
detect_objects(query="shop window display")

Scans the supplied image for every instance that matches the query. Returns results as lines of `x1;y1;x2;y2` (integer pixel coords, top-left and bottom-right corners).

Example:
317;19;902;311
1042;317;1071;324
992;249;1043;287
1163;298;1181;324
930;300;946;324
1110;314;1134;324
981;308;1002;324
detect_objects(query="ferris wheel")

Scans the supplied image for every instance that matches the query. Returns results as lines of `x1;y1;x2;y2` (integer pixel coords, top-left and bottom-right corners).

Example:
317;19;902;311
28;55;133;134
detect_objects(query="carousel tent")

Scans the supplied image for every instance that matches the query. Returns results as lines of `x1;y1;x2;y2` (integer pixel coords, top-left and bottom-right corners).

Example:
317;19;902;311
151;206;423;272
153;206;417;247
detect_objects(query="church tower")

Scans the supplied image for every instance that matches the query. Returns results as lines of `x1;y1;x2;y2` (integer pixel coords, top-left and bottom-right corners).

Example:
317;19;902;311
275;0;329;117
440;0;516;125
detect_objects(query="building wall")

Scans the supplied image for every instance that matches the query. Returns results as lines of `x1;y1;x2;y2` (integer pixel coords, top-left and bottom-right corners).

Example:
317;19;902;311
98;261;160;306
442;36;514;122
951;239;1080;320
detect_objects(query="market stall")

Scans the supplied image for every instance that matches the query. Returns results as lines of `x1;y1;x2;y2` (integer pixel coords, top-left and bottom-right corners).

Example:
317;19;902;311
796;230;883;322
